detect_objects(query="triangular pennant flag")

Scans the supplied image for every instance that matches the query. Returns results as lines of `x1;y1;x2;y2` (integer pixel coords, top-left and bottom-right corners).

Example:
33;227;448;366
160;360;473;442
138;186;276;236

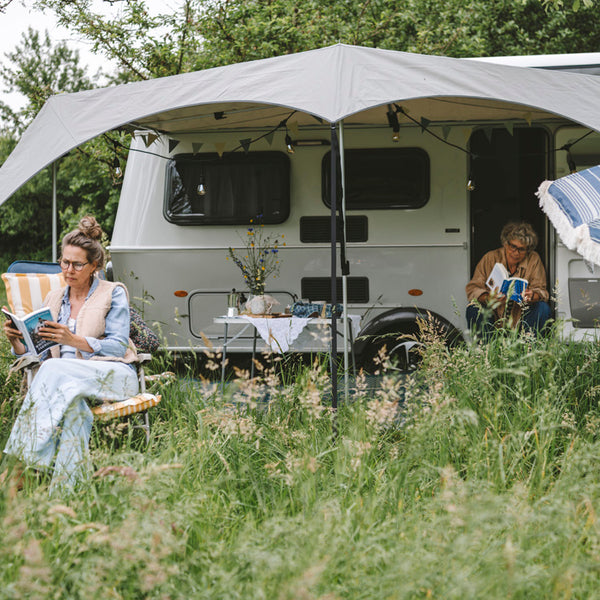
441;125;451;140
130;130;137;139
215;142;226;157
265;131;275;146
504;122;514;136
523;112;532;126
240;138;252;153
144;133;158;147
169;139;180;153
192;142;204;154
287;121;299;136
483;127;493;143
419;117;431;132
463;127;473;144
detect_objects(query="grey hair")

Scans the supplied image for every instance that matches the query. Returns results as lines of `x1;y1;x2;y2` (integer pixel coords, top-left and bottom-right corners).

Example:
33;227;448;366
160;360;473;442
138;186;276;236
500;222;538;252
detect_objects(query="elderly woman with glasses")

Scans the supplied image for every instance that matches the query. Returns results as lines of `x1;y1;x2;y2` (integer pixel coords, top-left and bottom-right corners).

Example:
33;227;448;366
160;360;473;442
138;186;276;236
2;216;138;493
466;221;551;336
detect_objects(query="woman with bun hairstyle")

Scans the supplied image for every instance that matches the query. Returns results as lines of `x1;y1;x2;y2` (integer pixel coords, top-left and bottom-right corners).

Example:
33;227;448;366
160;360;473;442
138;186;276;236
2;216;138;492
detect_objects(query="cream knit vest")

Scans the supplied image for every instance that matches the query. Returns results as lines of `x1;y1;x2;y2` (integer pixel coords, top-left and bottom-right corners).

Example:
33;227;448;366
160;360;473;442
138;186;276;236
45;279;138;363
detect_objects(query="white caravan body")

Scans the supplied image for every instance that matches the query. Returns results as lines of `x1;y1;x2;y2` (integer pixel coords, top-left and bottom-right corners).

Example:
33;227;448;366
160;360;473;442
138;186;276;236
110;120;600;357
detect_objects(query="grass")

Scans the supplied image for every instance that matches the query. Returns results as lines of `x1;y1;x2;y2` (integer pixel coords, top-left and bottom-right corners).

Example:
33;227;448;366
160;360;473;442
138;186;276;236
2;323;600;598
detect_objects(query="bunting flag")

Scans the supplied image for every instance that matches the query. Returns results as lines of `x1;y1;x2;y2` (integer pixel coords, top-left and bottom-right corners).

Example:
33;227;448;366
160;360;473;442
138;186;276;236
215;142;226;157
441;125;451;141
463;127;473;144
144;133;158;147
168;139;180;153
240;138;252;153
419;117;431;133
523;112;532;126
483;127;493;143
264;131;275;146
504;122;514;136
192;142;204;155
287;121;299;136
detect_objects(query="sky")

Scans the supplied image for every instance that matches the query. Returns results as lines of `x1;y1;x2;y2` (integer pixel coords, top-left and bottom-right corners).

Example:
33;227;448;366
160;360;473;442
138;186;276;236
0;0;166;110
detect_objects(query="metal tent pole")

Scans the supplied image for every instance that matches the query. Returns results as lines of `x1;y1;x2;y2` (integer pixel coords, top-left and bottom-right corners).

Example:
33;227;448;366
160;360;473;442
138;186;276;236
338;121;349;403
330;123;338;410
52;162;57;262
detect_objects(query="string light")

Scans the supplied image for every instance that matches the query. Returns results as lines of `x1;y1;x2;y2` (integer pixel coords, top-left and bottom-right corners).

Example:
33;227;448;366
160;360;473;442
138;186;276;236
285;133;295;154
197;175;206;195
112;156;122;178
386;104;400;142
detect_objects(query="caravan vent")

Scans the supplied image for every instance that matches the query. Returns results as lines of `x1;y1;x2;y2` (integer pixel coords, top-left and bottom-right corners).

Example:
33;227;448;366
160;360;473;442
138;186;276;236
301;277;369;304
568;278;600;328
300;216;368;243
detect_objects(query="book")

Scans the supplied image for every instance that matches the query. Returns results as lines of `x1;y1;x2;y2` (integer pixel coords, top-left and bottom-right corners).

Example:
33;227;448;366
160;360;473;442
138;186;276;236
2;306;58;356
485;262;528;302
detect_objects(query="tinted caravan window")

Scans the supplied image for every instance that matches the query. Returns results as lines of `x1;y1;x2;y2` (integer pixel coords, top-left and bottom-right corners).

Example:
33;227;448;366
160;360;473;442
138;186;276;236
322;148;430;209
164;152;290;225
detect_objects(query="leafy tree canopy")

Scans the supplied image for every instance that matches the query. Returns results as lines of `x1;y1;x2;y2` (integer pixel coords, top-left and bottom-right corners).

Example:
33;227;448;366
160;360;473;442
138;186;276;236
2;0;600;265
33;0;600;84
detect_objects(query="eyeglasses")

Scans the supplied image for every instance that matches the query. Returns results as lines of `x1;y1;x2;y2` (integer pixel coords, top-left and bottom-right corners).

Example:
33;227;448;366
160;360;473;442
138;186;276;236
506;242;528;254
59;259;89;271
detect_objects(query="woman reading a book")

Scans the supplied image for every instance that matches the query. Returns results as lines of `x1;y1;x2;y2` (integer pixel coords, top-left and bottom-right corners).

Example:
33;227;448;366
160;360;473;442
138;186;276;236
466;221;551;336
2;216;138;493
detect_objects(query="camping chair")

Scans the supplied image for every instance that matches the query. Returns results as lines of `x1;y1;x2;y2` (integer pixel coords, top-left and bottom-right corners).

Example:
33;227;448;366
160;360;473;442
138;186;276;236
2;261;164;443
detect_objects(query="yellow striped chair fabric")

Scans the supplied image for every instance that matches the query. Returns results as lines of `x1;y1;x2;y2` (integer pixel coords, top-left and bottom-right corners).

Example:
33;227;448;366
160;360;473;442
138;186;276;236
91;393;162;419
1;272;66;316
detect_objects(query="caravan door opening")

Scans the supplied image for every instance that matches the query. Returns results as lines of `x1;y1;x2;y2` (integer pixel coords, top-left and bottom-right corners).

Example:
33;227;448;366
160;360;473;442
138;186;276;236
469;127;550;273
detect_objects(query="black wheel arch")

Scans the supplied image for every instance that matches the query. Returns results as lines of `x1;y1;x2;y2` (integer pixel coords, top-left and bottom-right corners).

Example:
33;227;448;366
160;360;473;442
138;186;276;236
354;306;464;359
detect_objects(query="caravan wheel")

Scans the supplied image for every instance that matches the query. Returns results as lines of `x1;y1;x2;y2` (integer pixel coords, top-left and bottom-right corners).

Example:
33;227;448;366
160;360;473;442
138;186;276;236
355;309;463;374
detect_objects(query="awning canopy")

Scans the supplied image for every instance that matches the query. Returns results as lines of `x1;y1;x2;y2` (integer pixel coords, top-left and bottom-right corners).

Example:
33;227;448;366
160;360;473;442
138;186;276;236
3;43;600;205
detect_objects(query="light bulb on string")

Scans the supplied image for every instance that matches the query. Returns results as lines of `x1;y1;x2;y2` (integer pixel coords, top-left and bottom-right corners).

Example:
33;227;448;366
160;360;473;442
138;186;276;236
386;104;400;142
285;133;295;154
197;176;206;196
112;157;122;178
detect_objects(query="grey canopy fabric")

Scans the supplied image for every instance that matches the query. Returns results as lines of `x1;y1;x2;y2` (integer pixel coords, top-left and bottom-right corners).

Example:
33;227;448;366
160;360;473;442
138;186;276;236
4;43;600;205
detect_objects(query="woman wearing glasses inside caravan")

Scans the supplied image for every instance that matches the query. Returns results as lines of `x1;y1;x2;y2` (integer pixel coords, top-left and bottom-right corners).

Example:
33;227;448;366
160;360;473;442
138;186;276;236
466;221;552;336
2;216;138;493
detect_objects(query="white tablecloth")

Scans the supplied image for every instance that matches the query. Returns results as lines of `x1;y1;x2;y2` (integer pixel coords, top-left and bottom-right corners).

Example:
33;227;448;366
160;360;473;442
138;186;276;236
237;315;361;353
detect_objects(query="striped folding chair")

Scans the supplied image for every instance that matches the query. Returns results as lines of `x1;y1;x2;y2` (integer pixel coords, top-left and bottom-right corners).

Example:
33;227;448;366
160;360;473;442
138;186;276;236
2;262;164;443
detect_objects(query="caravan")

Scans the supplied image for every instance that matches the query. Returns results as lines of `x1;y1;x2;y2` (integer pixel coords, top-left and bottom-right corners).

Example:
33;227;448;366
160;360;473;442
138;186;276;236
2;45;600;369
108;52;600;368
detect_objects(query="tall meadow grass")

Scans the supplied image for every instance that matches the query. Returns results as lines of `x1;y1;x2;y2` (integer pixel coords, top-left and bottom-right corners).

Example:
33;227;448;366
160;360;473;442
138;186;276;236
1;324;600;598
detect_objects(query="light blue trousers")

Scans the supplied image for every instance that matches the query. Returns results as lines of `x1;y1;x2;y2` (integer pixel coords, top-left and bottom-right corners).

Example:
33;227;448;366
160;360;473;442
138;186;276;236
4;358;138;493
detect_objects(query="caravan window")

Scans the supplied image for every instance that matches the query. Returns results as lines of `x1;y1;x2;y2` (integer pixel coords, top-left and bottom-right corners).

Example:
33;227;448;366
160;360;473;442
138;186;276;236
164;152;290;225
321;148;430;209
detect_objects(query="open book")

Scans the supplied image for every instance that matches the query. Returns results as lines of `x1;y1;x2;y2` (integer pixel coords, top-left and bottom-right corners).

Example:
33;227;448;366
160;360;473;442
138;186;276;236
486;262;528;302
2;306;58;356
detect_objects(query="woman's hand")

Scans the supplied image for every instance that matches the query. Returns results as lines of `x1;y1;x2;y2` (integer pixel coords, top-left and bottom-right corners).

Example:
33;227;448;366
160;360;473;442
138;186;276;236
2;306;26;354
38;321;94;354
38;321;73;346
522;289;536;303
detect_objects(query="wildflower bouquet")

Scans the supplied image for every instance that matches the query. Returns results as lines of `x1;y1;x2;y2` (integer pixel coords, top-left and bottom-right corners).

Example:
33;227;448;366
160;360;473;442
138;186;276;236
227;219;283;295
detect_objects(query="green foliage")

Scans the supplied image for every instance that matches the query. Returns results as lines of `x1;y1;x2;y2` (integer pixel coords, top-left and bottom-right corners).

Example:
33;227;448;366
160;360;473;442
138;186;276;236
2;329;600;596
0;28;94;134
0;134;123;269
33;0;600;83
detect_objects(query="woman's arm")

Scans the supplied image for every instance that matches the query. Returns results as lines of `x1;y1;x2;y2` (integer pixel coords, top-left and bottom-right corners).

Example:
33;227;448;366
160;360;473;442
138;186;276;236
39;286;131;358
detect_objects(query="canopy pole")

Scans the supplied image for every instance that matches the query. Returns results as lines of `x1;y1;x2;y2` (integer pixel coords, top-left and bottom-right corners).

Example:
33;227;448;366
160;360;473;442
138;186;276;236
52;162;57;262
338;121;349;403
330;123;339;411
